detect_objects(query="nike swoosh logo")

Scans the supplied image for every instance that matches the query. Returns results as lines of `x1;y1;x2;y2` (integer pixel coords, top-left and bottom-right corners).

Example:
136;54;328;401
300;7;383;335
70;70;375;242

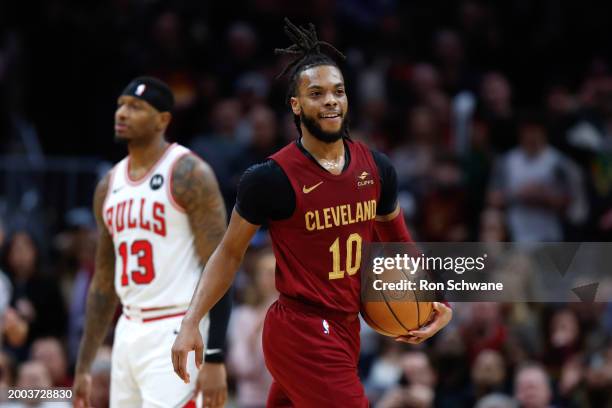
303;181;324;194
205;349;222;355
112;186;125;194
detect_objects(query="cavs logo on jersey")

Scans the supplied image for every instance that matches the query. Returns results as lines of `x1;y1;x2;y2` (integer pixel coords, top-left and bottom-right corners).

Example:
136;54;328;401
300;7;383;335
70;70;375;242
150;174;164;190
357;171;374;188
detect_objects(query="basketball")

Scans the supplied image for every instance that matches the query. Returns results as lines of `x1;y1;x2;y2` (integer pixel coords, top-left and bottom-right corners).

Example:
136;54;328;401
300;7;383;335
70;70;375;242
361;265;434;337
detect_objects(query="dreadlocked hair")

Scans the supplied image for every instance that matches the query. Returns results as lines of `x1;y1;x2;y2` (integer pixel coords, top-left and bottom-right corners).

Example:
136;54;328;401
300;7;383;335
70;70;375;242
274;18;347;136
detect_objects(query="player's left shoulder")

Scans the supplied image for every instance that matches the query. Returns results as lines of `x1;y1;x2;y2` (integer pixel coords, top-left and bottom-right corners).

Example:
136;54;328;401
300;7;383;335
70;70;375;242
170;150;220;210
171;149;215;182
348;138;382;159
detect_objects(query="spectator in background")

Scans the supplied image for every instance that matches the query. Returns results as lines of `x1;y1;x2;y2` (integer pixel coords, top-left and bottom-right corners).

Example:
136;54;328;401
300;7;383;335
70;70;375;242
191;98;244;212
364;339;404;403
479;208;508;243
0;217;11;331
235;72;271;128
227;249;277;408
431;325;472;407
477;72;517;153
460;303;507;363
432;29;469;95
544;308;582;376
409;63;442;107
566;74;612;239
411;63;453;148
376;384;434;408
475;393;518;408
57;208;97;365
462;119;495;238
488;115;571;242
280;112;300;145
0;351;16;399
30;337;72;388
376;352;437;408
417;154;469;241
215;22;260;95
233;75;270;146
246;105;285;158
400;351;437;389
469;349;509;404
2;307;29;349
583;341;612;406
514;363;554;408
0;221;28;349
230;105;286;184
391;105;441;213
2;230;67;357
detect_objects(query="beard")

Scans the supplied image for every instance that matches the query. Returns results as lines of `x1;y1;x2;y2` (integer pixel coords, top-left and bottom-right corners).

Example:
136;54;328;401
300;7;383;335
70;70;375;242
114;134;130;145
300;111;348;144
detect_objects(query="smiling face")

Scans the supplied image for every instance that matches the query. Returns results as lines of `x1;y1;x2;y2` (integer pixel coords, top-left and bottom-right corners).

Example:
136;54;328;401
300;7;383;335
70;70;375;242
290;65;348;143
114;95;171;144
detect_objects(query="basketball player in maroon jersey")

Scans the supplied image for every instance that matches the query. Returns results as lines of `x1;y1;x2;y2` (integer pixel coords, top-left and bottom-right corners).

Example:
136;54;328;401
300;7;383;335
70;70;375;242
172;21;452;406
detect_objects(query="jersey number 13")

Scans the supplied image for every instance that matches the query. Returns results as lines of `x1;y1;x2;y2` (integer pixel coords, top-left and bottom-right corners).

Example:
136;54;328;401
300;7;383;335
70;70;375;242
118;240;156;286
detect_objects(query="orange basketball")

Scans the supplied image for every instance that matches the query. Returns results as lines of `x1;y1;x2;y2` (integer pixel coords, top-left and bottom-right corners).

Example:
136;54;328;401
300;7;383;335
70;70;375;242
361;264;434;337
361;299;433;337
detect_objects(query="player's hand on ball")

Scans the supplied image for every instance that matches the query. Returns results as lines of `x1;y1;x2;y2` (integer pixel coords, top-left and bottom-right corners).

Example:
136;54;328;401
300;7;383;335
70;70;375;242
395;302;452;344
196;362;228;408
72;373;92;408
171;319;204;383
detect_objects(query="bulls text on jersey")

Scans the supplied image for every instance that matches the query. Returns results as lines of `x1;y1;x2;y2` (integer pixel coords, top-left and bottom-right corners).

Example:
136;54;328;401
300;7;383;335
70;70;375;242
105;198;166;237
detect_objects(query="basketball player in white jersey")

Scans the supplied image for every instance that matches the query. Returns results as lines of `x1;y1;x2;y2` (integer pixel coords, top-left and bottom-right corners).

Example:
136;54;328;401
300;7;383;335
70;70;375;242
73;77;230;408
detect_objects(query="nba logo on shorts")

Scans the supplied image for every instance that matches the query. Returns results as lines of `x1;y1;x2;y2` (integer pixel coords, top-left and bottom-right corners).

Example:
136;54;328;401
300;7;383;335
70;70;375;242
322;319;330;335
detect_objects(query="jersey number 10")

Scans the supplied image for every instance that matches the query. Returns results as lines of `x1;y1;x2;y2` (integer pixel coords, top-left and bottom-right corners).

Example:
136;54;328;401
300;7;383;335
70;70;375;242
118;240;156;286
328;233;362;280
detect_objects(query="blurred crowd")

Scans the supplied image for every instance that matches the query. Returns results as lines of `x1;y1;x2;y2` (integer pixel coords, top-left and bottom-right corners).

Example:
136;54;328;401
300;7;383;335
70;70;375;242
1;1;612;407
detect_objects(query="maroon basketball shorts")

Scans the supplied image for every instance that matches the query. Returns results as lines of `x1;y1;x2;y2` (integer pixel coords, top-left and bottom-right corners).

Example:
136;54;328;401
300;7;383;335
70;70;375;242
262;295;369;408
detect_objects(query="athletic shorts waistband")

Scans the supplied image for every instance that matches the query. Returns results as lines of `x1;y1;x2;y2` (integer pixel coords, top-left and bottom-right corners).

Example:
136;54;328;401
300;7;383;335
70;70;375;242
278;294;359;323
122;303;189;323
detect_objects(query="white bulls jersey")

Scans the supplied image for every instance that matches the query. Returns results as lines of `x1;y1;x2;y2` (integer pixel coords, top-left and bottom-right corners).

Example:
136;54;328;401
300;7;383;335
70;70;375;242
102;143;200;310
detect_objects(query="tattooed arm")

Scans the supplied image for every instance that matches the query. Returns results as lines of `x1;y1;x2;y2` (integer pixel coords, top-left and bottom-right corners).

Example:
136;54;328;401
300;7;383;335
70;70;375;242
172;154;229;406
74;172;119;407
172;155;230;357
172;154;227;271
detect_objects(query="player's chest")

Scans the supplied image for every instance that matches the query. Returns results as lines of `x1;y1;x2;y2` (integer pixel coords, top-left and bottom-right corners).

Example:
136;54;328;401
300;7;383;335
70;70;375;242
103;186;175;239
297;165;378;202
295;169;379;232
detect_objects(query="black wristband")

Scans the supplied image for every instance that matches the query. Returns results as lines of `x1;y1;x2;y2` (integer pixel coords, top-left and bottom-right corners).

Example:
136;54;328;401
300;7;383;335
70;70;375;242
204;350;225;363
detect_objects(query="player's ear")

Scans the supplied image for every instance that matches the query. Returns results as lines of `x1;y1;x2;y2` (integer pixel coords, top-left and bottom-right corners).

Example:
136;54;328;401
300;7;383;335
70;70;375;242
290;97;301;116
158;112;172;131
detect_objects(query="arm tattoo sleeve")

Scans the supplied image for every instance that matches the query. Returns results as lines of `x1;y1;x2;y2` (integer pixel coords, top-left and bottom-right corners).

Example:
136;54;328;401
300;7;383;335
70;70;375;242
172;154;227;264
75;172;119;374
172;154;230;359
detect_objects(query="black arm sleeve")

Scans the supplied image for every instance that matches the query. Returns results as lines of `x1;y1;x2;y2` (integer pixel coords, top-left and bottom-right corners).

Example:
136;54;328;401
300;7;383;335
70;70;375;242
235;160;296;224
205;287;232;363
371;150;399;216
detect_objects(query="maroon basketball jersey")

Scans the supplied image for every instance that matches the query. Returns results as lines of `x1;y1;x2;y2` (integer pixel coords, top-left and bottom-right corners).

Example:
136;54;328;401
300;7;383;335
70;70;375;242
269;140;381;313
